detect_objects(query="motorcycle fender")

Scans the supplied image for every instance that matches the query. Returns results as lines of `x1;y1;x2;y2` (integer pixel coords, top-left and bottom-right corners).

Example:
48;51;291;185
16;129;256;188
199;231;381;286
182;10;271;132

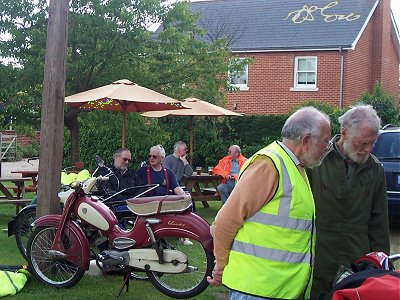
153;212;214;253
33;214;90;270
128;248;188;273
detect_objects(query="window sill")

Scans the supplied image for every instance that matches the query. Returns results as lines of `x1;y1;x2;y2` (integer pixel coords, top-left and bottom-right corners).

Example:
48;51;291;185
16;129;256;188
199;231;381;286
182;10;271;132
290;87;319;92
230;86;249;91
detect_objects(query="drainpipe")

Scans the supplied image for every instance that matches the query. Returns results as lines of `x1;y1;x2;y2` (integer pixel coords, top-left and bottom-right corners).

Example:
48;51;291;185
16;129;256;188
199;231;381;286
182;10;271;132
339;47;344;109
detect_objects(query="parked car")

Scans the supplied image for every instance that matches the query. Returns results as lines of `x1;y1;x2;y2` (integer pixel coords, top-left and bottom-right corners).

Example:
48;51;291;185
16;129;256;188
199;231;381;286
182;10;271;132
371;125;400;221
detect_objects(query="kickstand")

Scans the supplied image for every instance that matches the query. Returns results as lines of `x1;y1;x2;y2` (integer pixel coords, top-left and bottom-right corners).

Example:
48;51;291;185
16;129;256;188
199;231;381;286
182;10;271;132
116;267;131;297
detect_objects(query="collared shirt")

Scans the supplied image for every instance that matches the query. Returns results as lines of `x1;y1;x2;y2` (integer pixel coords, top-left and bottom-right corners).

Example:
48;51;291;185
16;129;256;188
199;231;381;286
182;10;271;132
277;141;301;166
230;159;239;175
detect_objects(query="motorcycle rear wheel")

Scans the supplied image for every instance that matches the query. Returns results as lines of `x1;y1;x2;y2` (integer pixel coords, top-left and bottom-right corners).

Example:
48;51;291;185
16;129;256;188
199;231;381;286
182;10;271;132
146;236;214;299
15;205;37;259
27;226;86;288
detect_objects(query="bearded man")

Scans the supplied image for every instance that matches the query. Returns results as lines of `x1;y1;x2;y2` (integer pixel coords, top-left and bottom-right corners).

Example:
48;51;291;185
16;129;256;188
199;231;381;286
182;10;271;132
307;104;390;299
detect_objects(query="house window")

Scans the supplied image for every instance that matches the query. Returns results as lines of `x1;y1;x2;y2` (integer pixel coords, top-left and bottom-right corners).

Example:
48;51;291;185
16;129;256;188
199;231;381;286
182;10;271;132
293;56;317;90
229;58;249;91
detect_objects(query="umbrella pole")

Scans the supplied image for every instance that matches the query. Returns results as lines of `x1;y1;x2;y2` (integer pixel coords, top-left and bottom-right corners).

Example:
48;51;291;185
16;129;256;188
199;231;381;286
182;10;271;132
189;116;193;166
122;110;126;148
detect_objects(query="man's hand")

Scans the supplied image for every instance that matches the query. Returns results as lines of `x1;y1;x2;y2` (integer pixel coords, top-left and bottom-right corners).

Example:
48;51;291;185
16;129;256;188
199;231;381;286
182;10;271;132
180;155;189;165
206;263;224;286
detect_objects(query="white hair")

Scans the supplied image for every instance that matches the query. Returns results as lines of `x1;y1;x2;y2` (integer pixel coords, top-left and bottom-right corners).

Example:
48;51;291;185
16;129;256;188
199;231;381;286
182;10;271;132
150;144;166;158
338;104;381;136
282;106;331;142
173;141;186;153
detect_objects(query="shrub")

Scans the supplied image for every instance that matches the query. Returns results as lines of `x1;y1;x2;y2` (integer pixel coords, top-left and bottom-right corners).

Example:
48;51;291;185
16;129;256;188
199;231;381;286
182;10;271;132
357;82;400;126
17;141;39;158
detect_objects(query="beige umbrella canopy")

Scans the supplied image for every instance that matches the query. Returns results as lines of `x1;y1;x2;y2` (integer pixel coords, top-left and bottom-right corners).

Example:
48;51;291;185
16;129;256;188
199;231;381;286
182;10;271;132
142;97;243;165
65;79;184;147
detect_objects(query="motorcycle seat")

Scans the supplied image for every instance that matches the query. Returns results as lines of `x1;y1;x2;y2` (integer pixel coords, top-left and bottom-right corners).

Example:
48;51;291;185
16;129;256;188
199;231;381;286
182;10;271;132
126;194;192;216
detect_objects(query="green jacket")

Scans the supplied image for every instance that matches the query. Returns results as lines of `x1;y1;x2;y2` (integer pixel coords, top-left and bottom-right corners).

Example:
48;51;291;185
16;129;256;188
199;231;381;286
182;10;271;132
307;137;390;299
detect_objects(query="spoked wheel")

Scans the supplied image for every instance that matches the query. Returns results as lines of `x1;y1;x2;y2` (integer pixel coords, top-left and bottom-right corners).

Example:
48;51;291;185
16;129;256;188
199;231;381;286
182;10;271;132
27;226;86;288
15;205;37;259
146;236;214;299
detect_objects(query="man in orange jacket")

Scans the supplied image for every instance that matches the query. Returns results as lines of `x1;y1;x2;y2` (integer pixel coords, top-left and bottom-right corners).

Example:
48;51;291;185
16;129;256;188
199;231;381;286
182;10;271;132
214;145;247;204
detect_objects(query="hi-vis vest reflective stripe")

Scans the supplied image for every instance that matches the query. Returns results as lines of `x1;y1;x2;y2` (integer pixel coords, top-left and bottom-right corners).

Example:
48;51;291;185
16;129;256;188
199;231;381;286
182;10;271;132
222;142;315;299
0;269;29;297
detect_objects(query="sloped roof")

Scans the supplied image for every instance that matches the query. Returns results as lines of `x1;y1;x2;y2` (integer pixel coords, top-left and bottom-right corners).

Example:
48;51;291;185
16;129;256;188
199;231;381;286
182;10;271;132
188;0;379;51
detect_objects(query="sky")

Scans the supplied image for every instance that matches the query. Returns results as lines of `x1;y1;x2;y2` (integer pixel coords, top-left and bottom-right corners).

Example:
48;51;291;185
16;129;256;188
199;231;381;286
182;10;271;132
393;0;400;31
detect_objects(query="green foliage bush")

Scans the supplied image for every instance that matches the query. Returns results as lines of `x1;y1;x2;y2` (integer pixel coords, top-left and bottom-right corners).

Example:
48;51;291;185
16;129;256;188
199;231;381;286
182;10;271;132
63;111;170;169
357;82;400;126
292;100;343;135
17;140;39;159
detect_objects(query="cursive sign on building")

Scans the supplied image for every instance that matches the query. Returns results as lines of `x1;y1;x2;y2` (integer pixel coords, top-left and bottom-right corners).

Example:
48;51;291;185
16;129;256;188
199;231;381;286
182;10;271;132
284;1;361;23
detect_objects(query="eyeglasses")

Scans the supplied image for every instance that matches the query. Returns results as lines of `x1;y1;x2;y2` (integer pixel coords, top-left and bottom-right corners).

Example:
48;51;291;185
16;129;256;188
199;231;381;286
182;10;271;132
314;137;331;151
121;157;131;162
148;154;159;159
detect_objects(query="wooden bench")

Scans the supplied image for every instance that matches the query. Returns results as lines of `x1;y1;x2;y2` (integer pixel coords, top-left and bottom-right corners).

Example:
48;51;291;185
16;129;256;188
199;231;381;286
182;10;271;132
0;199;33;213
11;186;37;194
201;187;217;195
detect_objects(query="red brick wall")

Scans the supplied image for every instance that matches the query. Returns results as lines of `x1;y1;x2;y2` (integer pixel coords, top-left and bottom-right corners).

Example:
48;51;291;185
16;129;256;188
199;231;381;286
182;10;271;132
0;130;40;146
344;0;400;106
343;15;375;106
226;51;342;115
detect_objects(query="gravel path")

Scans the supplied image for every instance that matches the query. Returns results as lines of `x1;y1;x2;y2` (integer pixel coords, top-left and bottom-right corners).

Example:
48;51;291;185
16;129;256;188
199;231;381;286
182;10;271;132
0;159;39;178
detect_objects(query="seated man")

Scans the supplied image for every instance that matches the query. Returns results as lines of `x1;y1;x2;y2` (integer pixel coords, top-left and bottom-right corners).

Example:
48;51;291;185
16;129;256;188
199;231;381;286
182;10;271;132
163;141;193;184
214;145;246;204
137;145;191;245
98;148;139;200
137;145;184;196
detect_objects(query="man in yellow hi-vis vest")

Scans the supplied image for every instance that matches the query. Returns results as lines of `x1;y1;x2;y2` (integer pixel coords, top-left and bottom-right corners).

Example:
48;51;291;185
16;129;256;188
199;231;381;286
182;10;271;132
207;106;331;300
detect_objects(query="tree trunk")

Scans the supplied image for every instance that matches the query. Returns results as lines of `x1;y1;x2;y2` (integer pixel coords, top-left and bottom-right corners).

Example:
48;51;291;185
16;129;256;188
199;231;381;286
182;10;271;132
37;0;69;218
64;108;81;164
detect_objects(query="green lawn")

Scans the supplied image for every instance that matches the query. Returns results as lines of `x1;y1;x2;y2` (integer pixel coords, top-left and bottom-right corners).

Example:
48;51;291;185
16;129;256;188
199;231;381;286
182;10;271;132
0;198;228;299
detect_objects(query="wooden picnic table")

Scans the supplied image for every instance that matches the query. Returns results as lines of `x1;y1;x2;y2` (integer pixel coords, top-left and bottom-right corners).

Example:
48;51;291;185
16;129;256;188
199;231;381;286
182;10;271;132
11;170;39;187
0;177;33;213
182;172;221;208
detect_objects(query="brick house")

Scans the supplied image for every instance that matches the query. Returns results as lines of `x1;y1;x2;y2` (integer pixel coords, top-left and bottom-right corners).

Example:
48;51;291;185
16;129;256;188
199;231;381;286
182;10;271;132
188;0;400;115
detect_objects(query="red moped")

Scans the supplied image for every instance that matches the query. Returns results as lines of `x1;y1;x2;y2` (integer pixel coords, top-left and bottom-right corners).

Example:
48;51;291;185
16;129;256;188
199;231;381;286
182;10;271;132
26;179;214;299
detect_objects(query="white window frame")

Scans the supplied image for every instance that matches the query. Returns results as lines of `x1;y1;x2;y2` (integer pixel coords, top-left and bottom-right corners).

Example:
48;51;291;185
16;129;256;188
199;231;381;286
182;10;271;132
228;58;249;91
291;56;318;91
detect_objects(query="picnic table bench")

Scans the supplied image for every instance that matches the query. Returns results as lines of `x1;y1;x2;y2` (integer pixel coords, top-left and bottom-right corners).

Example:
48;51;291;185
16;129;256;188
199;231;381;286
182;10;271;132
0;178;33;213
182;173;221;208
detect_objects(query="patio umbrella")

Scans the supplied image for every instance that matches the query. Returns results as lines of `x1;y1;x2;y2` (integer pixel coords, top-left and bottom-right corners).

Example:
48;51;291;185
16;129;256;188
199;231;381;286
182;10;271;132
141;97;243;165
65;79;185;147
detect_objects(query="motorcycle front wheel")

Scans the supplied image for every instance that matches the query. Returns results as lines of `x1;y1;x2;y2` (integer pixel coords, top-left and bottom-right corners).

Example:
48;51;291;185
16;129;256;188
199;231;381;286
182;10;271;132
146;236;214;299
27;226;86;288
15;205;37;259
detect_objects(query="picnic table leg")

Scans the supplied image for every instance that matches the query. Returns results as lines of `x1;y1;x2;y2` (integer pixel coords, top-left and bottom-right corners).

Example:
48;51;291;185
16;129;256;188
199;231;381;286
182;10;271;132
193;182;209;208
15;182;27;214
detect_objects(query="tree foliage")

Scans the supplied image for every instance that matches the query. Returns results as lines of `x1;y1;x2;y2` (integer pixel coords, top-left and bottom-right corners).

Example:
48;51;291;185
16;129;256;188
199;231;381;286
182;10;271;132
357;82;400;126
1;0;235;163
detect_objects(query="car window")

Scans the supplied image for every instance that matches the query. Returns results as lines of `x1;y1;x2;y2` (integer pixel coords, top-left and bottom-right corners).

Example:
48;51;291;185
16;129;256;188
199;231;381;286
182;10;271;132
372;132;400;159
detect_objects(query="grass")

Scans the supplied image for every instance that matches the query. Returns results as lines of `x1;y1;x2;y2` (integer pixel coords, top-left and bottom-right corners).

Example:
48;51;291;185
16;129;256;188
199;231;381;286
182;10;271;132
3;190;398;299
0;196;228;299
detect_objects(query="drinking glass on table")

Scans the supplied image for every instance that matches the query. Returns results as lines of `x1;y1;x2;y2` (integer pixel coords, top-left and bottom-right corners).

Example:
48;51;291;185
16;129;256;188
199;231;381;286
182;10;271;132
208;167;213;175
196;167;202;175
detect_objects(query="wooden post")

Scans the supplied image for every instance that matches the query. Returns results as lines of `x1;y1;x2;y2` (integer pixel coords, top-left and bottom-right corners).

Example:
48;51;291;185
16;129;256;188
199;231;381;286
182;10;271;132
189;116;194;166
36;0;69;217
122;110;127;148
